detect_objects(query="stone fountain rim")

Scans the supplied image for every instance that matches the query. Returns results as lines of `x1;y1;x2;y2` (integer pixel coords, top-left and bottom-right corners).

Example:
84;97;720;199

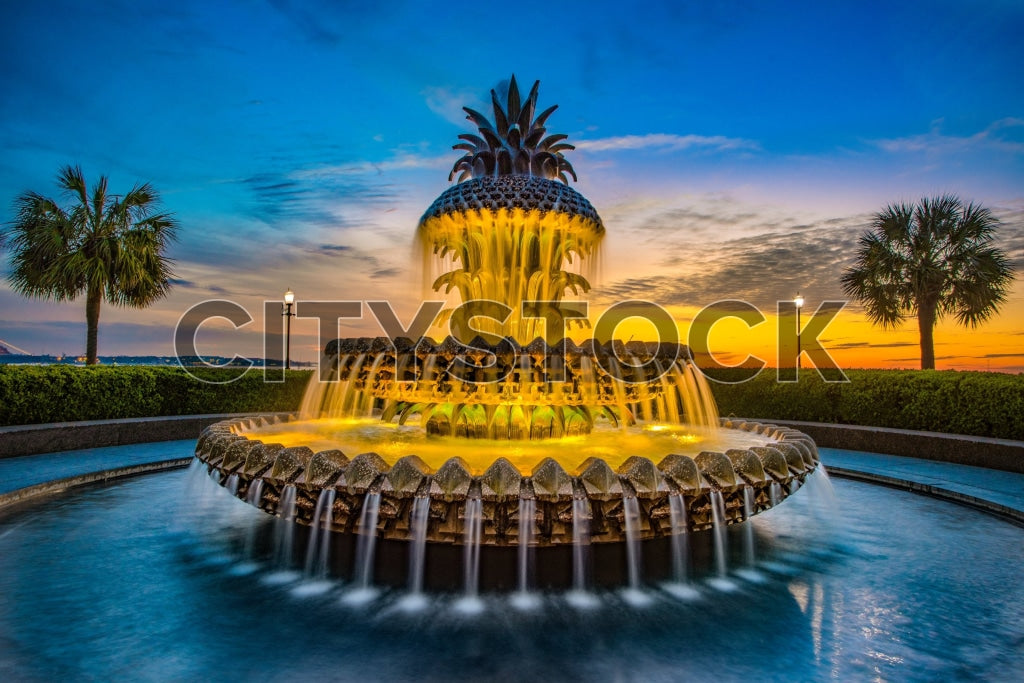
196;414;819;501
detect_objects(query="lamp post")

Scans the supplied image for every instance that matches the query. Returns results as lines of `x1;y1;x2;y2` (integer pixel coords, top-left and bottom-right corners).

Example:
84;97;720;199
794;293;804;370
283;289;295;370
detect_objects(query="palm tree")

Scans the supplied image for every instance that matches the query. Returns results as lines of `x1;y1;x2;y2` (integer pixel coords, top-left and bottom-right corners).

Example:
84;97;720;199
2;165;178;364
841;195;1014;370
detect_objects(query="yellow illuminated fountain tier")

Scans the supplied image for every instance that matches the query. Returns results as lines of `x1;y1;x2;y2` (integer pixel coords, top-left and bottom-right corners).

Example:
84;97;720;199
305;336;720;440
193;75;820;553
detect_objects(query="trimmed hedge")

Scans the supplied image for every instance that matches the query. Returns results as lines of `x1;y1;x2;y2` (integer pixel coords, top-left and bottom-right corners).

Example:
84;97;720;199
707;369;1024;441
0;366;312;426
1;366;1022;441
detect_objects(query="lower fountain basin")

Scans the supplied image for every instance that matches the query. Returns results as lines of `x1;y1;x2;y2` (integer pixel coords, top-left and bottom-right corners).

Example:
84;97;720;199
2;461;1021;681
194;416;820;546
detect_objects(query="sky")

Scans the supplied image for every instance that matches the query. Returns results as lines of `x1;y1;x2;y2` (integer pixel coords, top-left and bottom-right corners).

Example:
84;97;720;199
0;0;1022;371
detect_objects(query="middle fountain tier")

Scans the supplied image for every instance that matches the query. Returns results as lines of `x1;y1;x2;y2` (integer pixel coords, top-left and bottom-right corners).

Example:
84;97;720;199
303;335;721;440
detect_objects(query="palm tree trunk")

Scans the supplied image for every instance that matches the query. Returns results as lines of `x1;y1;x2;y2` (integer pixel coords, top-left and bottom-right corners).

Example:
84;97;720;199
917;302;936;370
85;284;101;365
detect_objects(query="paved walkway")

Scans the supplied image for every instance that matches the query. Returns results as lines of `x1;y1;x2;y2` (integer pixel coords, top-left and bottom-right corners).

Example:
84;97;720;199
1;440;1021;521
0;439;195;495
820;447;1024;521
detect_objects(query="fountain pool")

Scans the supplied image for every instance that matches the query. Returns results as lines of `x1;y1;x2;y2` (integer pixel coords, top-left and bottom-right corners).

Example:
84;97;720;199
0;455;1021;681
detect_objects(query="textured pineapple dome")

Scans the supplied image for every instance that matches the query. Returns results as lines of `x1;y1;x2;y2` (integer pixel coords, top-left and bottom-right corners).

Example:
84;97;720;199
419;175;604;231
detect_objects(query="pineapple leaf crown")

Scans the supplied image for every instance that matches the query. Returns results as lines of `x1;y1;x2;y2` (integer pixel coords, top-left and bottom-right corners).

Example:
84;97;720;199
449;75;577;185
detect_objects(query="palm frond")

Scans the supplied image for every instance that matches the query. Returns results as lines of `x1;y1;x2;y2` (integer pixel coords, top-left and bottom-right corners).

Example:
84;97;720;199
4;168;178;307
58;165;90;218
844;195;1016;337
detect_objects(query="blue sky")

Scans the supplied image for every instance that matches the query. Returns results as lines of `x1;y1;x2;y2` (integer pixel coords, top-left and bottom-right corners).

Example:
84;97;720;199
1;0;1022;367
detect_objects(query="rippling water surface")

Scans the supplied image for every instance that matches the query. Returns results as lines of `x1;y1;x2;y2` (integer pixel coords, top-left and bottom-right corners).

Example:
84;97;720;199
1;467;1021;682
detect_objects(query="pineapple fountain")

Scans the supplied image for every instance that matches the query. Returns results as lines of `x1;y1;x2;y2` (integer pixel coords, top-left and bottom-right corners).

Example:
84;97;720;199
193;77;821;592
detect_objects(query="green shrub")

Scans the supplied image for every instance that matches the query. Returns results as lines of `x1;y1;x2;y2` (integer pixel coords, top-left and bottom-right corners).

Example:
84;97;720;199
1;365;1021;440
0;366;312;426
709;369;1024;440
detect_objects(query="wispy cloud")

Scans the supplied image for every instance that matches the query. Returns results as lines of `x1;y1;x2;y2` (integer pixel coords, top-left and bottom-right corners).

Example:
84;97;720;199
370;267;401;279
290;152;452;180
992;201;1024;269
575;133;759;153
168;278;228;295
239;169;396;229
266;0;345;45
594;195;871;309
594;191;1024;316
303;243;404;282
873;118;1024;155
827;340;918;350
423;85;483;127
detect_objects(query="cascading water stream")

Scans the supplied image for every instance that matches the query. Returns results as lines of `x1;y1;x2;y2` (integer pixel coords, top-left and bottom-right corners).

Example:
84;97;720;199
509;497;541;610
394;496;432;612
217;473;245;531
274;485;297;569
452;497;486;615
803;465;840;534
182;460;220;522
304;488;335;578
258;485;301;585
242;479;264;559
408;496;430;595
742;487;756;566
732;486;767;585
710;490;726;576
564;495;600;609
661;492;701;600
245;479;264;505
770;481;782;508
183;458;206;496
352;492;381;589
463;497;483;597
623;496;643;590
517;497;536;594
620;495;653;606
572;498;590;592
708;490;736;591
668;493;689;583
813;465;838;507
339;491;383;605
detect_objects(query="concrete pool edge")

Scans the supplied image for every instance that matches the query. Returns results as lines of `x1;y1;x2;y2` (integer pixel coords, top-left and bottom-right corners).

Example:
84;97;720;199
0;413;293;459
825;466;1024;527
0;457;192;512
755;419;1024;474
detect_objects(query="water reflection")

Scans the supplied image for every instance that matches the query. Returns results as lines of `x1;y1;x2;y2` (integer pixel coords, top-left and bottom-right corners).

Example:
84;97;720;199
0;468;1020;681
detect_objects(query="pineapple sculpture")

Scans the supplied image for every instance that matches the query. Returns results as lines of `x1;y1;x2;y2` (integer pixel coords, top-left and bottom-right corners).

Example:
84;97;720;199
319;77;692;440
418;75;605;344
